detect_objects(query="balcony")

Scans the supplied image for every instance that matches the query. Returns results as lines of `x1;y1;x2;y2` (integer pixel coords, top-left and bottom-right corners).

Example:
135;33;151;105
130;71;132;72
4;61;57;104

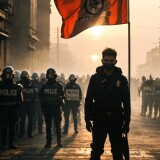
0;0;13;14
0;29;9;40
0;10;6;20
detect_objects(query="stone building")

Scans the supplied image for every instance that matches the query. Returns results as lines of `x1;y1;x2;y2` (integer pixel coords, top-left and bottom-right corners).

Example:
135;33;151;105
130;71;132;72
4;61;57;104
0;0;14;70
137;42;160;79
36;0;51;73
11;0;39;71
0;0;51;73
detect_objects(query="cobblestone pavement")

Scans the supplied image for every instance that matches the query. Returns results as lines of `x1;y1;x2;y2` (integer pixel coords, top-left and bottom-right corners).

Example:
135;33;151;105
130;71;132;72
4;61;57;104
0;104;160;160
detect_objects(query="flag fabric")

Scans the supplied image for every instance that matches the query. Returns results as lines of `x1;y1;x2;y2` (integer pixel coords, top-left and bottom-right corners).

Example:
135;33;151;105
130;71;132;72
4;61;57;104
54;0;128;39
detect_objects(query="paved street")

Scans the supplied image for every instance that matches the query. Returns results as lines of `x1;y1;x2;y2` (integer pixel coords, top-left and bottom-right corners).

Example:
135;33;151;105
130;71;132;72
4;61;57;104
0;103;160;160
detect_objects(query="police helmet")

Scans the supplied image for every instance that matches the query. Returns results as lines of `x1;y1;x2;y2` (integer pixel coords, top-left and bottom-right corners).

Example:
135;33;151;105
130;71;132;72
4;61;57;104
69;74;77;82
149;74;153;80
31;72;39;80
1;66;14;80
14;70;21;81
40;72;46;80
142;76;146;82
20;69;30;79
46;68;57;79
60;73;65;79
155;77;160;83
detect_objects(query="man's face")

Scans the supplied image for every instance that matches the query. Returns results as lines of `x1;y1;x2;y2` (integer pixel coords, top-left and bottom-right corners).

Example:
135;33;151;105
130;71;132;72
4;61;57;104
101;55;117;65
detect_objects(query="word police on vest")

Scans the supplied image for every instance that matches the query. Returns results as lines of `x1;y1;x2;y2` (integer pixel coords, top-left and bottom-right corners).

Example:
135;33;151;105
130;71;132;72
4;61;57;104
0;89;17;96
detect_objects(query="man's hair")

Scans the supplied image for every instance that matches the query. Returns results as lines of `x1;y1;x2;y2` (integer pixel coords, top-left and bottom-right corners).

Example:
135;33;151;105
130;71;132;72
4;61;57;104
102;47;117;58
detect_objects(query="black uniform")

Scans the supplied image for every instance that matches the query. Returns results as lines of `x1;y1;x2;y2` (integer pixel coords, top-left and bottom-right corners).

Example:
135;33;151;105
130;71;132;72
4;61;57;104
19;79;36;137
32;79;43;133
139;79;149;116
63;81;82;134
147;79;155;118
39;79;64;147
85;66;131;160
154;79;160;118
0;80;23;149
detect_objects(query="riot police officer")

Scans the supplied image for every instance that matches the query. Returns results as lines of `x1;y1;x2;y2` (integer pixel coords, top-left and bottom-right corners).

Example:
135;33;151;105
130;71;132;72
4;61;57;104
0;66;23;150
31;72;43;134
13;70;21;136
40;72;47;86
39;68;65;148
63;74;82;134
154;77;160;119
139;76;149;116
147;75;155;118
85;48;131;160
0;69;2;81
18;69;36;138
13;70;21;83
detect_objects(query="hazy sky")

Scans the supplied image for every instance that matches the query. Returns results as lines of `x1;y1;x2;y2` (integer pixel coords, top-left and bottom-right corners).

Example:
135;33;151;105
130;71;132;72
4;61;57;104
50;0;160;77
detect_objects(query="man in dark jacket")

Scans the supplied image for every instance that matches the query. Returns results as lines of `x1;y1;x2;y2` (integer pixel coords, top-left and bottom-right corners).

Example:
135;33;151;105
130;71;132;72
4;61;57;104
85;47;131;160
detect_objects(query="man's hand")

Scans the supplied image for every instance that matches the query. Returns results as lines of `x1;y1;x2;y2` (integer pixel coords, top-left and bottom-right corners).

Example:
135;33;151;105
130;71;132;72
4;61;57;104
86;121;93;132
122;124;130;133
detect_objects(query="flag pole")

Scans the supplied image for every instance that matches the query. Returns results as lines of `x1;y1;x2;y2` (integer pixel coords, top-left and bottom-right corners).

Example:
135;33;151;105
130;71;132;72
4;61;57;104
127;0;131;89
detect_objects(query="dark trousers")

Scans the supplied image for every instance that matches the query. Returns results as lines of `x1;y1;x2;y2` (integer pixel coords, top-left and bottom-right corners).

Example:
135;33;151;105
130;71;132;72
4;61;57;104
148;96;154;117
33;101;43;133
154;97;160;118
0;106;18;146
90;115;123;160
19;102;34;136
141;96;148;115
64;105;79;132
42;106;62;144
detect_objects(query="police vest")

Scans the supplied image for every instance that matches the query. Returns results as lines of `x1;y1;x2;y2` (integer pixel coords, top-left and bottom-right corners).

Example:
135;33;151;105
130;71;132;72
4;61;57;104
147;85;156;96
40;83;61;106
0;81;22;105
19;80;35;102
155;83;160;96
65;83;81;104
32;80;40;100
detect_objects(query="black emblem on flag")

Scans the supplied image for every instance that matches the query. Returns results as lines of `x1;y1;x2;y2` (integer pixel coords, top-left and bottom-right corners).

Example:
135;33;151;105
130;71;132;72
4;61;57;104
85;0;104;15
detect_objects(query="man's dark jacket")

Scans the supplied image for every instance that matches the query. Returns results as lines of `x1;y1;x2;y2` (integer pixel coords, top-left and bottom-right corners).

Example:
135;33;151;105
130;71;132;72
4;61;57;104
85;66;131;126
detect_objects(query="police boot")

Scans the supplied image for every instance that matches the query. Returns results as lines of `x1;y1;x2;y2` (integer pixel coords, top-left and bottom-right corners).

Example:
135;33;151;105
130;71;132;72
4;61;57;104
57;139;63;147
90;151;100;160
9;144;19;150
44;141;51;148
0;143;7;150
57;142;63;147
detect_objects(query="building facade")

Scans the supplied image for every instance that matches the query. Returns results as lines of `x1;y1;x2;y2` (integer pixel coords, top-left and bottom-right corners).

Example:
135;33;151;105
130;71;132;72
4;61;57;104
137;42;160;79
0;0;13;70
0;0;51;73
11;0;39;71
36;0;51;73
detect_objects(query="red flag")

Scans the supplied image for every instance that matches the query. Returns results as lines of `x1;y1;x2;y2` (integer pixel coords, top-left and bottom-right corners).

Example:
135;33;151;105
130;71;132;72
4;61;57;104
54;0;128;39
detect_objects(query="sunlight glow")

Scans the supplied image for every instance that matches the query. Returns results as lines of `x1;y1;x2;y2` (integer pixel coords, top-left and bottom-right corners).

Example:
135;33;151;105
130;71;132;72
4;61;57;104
89;26;103;36
91;54;99;61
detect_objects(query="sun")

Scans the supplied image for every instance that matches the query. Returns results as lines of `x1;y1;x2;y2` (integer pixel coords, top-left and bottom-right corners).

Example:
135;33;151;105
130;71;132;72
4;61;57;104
91;54;99;61
89;26;103;36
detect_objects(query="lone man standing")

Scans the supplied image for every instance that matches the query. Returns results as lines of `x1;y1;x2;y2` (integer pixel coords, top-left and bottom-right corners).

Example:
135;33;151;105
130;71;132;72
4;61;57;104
85;47;131;160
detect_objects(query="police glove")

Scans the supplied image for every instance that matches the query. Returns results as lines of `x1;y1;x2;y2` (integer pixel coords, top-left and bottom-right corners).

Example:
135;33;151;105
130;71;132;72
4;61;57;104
122;124;130;133
86;121;93;132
